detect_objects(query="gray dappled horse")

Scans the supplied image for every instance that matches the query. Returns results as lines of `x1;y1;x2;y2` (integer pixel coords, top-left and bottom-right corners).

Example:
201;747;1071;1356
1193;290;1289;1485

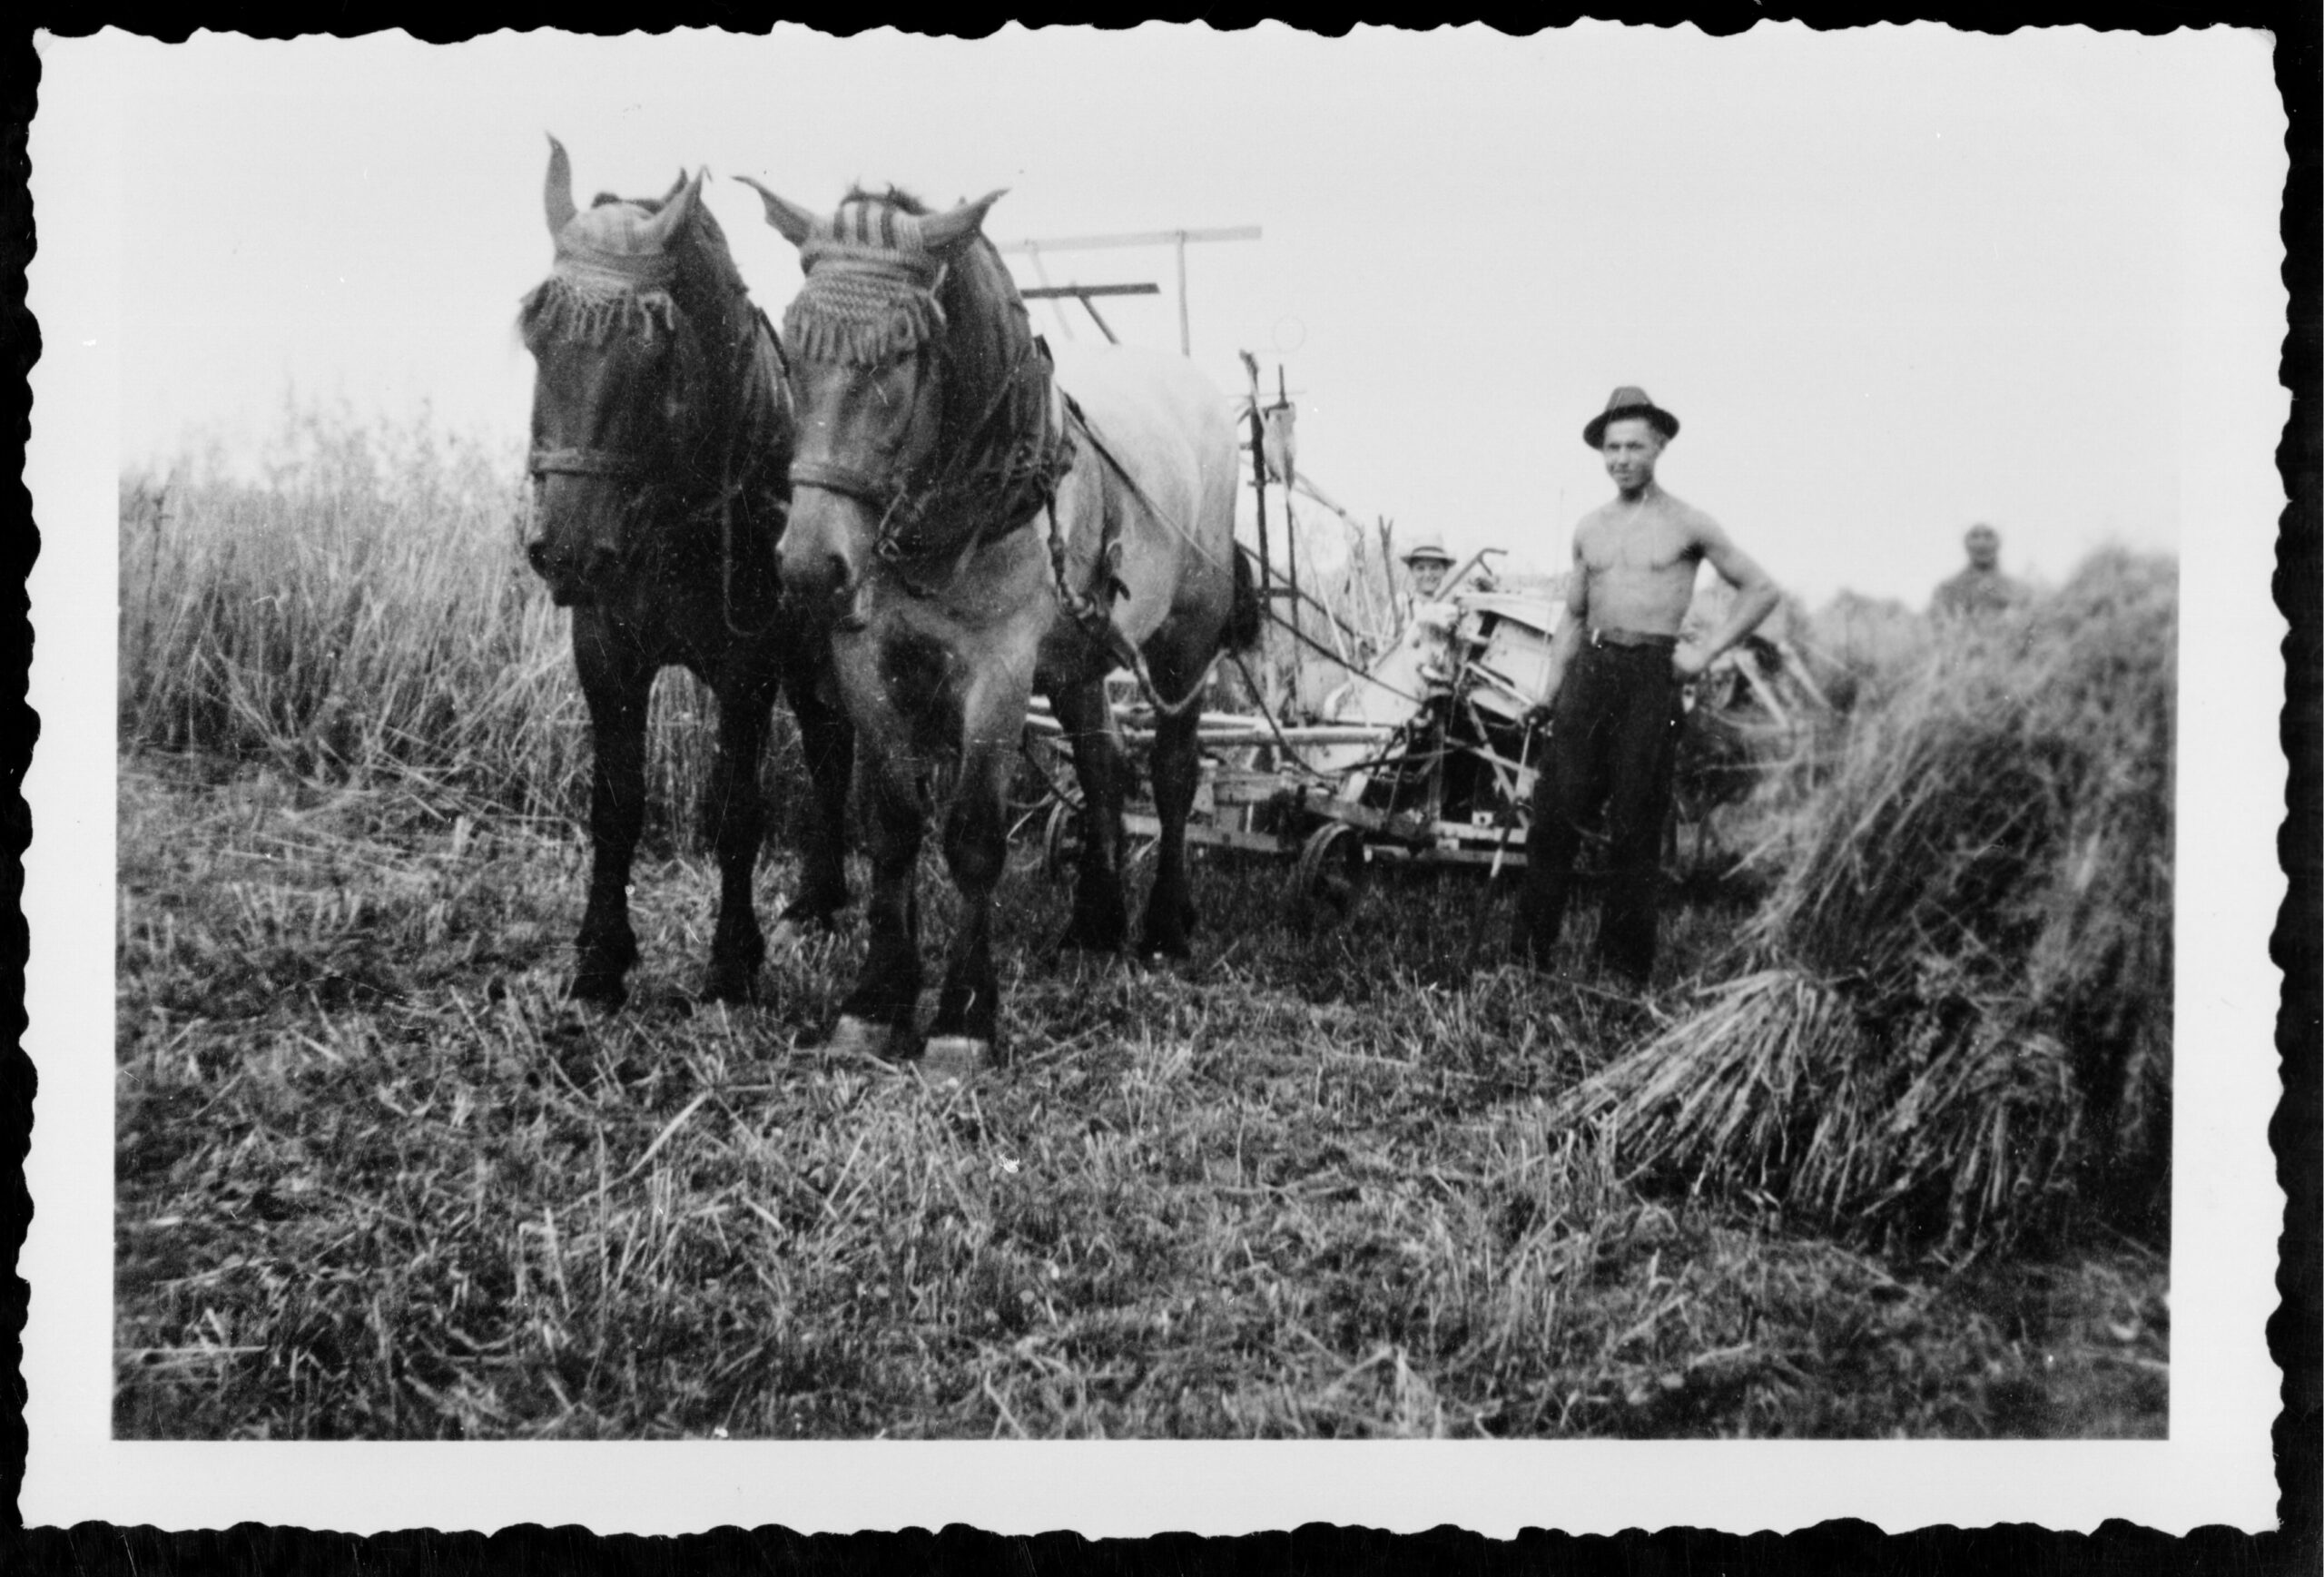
737;182;1261;1071
520;140;852;1006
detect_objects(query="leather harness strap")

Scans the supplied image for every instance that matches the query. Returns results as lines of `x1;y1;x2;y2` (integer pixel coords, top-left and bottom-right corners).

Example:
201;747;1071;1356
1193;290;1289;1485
789;455;901;511
529;446;650;480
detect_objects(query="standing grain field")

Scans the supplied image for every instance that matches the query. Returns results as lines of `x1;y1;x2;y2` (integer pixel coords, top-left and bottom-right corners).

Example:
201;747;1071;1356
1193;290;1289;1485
112;408;2171;1439
120;403;805;850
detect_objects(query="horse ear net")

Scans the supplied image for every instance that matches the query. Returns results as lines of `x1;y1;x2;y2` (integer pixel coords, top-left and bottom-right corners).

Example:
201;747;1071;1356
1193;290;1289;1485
544;134;578;238
920;189;1009;253
735;176;819;248
638;173;702;249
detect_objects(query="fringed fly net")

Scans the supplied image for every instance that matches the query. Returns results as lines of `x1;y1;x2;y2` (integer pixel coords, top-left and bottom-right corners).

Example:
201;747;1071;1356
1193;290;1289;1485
782;201;950;368
779;198;1068;558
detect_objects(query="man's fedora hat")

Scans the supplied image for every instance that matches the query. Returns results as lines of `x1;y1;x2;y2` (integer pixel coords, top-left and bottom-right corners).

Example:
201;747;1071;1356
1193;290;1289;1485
1583;386;1680;449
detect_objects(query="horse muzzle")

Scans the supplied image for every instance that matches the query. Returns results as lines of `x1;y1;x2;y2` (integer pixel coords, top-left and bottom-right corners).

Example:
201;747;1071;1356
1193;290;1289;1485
778;487;874;631
527;537;619;608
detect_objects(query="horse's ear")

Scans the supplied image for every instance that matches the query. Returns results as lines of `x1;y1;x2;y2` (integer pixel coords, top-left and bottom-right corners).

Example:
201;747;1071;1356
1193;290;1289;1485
544;134;577;239
664;168;689;204
920;189;1007;253
638;168;704;250
735;176;818;248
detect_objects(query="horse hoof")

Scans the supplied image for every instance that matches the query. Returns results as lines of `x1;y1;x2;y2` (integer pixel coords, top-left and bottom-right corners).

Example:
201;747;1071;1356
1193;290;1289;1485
1049;928;1125;960
704;964;763;1005
567;974;629;1009
919;1036;992;1082
825;1014;900;1062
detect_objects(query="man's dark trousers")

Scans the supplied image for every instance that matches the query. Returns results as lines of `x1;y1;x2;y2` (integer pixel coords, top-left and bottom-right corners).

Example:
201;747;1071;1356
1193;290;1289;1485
1516;635;1683;982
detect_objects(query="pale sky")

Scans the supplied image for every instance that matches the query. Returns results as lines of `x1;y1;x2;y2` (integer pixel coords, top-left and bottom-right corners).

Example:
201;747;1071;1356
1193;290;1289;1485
91;24;2278;604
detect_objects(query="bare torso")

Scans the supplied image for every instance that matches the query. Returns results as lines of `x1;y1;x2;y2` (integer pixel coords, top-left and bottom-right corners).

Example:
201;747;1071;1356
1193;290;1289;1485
1571;486;1715;636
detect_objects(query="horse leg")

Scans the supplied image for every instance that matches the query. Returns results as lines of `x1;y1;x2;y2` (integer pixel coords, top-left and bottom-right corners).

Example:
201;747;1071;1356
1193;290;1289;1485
704;677;774;1003
1046;675;1129;953
827;754;924;1060
926;736;1015;1070
1139;698;1203;960
777;662;855;938
572;619;650;1005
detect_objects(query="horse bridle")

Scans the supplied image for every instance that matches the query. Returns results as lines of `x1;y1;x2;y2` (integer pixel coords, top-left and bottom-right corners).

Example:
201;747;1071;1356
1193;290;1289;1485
528;301;793;636
527;301;789;503
785;332;1058;570
782;342;938;541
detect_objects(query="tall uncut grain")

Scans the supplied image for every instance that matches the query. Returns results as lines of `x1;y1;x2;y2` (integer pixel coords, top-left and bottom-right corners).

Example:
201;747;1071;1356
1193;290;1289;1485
119;402;794;845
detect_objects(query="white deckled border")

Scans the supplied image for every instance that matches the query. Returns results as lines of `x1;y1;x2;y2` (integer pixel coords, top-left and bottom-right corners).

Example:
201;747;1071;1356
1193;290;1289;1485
20;25;2286;1537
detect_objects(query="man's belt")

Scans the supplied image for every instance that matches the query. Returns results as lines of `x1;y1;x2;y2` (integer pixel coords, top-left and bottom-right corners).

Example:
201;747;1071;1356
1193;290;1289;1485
1589;626;1680;651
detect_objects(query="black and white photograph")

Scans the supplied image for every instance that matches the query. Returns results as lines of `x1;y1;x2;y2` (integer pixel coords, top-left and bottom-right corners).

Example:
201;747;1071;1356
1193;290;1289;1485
21;22;2286;1535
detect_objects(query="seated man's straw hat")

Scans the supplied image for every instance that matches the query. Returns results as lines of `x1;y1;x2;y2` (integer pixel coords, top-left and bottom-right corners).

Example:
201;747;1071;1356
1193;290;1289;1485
1401;526;1454;568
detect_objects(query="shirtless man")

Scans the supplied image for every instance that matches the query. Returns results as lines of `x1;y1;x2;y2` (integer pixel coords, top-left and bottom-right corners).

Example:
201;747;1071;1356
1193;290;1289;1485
1515;387;1780;983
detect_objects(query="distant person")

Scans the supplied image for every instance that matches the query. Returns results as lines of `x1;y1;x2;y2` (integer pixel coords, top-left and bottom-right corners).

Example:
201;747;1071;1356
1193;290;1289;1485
1515;387;1780;985
1390;528;1462;667
1401;528;1454;606
1932;523;2028;620
1397;527;1498;623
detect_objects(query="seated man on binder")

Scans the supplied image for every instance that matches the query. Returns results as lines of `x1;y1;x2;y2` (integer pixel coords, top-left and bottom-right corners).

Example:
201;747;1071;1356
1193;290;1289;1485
1515;387;1780;985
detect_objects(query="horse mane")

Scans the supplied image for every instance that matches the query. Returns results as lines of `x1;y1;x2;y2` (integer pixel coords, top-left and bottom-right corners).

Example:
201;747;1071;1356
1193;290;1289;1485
931;220;1042;462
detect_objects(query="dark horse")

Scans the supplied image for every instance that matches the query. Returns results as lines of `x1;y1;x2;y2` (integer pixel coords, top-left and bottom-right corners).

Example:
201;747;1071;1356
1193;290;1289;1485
737;179;1260;1073
520;139;852;1005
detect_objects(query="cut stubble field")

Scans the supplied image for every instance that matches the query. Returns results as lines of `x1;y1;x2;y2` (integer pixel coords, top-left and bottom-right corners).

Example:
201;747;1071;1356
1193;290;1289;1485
113;752;2168;1441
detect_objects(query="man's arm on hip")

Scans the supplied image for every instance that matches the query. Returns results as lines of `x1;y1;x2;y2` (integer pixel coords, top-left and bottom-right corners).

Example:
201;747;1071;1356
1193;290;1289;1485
1679;513;1781;678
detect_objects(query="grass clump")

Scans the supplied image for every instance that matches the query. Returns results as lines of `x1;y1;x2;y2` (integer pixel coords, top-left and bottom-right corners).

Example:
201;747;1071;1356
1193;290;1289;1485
1560;549;2176;1250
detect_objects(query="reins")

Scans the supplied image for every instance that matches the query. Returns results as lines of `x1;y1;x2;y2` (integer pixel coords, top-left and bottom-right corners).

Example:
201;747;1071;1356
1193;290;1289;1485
711;304;792;639
1041;392;1233;720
